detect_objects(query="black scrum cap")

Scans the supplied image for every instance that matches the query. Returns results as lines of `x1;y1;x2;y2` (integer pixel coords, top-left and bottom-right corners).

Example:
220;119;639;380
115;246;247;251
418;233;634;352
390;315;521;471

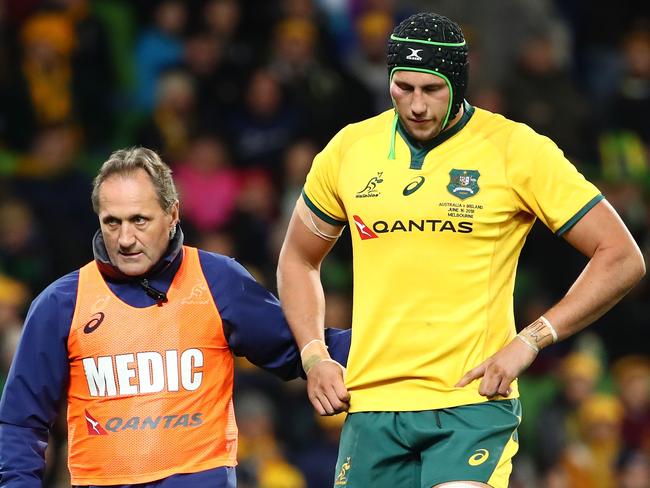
387;12;469;125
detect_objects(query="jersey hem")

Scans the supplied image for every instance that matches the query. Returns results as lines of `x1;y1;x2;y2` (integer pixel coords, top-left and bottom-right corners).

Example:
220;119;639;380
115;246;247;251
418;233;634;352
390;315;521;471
70;458;237;485
301;190;347;225
347;389;519;413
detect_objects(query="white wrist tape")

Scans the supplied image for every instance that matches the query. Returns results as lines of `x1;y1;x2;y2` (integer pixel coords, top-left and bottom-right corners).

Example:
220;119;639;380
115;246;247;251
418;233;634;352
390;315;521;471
539;315;558;343
516;334;540;353
301;339;331;374
517;315;559;352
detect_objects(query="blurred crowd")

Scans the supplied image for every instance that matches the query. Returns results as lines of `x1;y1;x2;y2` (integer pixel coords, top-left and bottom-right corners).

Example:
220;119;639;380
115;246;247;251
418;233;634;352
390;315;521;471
0;0;648;487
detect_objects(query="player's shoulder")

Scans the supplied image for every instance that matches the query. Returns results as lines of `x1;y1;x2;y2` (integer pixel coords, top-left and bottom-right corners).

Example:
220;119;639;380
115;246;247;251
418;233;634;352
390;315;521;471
472;107;541;137
470;106;547;147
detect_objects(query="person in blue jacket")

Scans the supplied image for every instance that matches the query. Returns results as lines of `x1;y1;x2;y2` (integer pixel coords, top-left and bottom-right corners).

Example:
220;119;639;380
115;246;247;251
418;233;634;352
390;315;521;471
0;146;350;487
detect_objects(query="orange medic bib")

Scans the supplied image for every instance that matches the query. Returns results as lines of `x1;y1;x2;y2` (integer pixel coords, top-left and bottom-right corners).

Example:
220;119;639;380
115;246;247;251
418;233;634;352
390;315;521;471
67;246;237;485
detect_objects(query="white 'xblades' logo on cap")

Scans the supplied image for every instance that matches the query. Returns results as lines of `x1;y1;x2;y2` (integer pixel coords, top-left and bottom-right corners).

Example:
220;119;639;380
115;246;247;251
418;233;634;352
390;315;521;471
406;48;423;61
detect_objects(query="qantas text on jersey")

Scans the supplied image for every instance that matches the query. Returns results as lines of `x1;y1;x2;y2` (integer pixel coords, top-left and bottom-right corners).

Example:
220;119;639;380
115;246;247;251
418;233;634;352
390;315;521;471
82;348;204;397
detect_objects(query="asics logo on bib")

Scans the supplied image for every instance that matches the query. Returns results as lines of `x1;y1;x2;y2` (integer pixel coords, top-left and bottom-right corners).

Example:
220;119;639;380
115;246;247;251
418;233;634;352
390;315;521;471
83;312;105;334
82;348;203;397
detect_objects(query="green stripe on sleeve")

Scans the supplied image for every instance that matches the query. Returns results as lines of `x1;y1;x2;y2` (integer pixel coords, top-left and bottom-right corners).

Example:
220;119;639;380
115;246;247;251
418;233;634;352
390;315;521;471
301;190;347;226
556;194;604;236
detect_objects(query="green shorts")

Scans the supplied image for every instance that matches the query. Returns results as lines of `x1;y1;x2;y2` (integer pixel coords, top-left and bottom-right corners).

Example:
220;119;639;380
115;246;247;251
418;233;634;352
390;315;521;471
333;399;521;488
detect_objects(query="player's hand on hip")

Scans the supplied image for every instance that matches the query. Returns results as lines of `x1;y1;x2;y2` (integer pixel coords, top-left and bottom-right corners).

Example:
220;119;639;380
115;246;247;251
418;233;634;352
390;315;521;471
307;360;350;415
454;338;538;398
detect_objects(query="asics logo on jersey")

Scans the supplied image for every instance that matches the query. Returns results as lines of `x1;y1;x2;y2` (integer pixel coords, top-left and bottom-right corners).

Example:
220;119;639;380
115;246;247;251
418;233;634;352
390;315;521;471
352;215;378;240
406;48;423;61
403;176;425;196
82;348;203;397
468;448;490;466
83;312;105;334
356;172;384;198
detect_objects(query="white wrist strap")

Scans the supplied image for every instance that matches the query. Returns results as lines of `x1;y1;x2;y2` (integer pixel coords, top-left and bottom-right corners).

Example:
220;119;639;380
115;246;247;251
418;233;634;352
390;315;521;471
516;334;540;353
300;339;328;356
539;315;558;343
301;339;331;374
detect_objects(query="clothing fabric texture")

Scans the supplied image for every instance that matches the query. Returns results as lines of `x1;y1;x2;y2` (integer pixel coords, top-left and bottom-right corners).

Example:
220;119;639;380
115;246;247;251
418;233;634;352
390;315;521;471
334;400;521;488
302;104;602;413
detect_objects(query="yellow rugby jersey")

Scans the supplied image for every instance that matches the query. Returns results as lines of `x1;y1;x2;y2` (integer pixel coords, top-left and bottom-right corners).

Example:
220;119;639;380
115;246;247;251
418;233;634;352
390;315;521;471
303;104;603;412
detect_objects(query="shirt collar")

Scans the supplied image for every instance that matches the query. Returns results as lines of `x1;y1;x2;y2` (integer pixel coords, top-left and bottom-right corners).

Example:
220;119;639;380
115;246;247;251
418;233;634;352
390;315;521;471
92;224;184;282
388;100;475;160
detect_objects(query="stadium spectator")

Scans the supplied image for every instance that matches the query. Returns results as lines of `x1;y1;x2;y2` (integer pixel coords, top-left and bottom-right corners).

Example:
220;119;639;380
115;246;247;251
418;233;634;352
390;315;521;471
137;68;199;161
612;355;650;451
235;388;306;488
615;448;650;488
0;273;29;385
9;123;96;277
535;351;603;472
266;17;373;145
226;69;303;173
133;0;186;112
560;394;625;488
501;26;594;165
345;10;394;112
173;134;243;236
2;9;77;150
0;198;53;294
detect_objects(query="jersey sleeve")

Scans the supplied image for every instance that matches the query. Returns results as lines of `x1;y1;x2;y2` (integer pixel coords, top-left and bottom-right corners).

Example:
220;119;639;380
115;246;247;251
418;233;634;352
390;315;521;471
199;251;351;379
507;125;603;236
323;327;350;367
302;128;348;225
0;273;76;487
199;251;303;380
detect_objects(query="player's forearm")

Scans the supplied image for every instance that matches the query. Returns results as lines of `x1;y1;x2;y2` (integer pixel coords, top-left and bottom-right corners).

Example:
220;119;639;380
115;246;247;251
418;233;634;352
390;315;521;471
277;254;327;349
536;241;645;346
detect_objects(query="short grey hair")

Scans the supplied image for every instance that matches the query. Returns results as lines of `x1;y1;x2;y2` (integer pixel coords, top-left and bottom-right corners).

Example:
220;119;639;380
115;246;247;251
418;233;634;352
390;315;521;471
91;147;178;214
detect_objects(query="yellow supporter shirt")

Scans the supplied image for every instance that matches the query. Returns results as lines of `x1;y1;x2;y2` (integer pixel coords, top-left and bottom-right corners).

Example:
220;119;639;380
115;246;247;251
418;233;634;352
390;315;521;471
303;104;602;412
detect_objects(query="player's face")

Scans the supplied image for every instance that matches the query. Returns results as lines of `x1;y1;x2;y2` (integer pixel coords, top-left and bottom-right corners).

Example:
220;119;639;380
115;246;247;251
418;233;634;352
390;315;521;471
390;70;454;142
98;169;178;276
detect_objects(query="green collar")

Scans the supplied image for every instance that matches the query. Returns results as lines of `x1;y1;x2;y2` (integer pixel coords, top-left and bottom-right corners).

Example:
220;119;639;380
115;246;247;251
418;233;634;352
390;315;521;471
389;101;475;169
